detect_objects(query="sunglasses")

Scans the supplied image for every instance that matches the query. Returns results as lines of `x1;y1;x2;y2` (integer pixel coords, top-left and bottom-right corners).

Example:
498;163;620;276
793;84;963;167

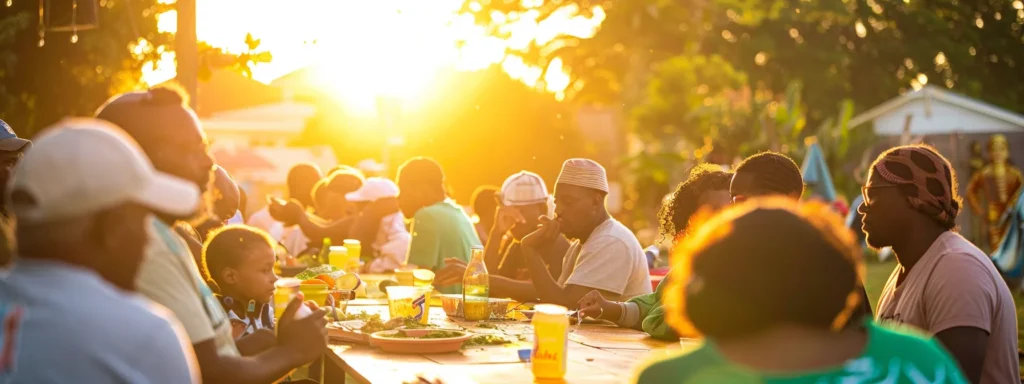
861;184;899;206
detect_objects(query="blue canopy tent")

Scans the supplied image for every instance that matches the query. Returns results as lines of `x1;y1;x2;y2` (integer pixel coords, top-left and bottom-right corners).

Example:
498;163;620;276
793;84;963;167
801;139;838;202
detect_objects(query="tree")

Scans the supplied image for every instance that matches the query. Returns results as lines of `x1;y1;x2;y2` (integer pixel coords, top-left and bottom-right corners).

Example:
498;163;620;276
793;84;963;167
0;1;270;137
463;0;1024;124
296;67;586;203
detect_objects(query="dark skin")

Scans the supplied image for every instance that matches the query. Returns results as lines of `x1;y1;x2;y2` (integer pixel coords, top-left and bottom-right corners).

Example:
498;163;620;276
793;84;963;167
578;188;733;321
0;151;23;211
860;170;988;384
217;244;279;354
17;202;151;291
269;197;355;244
109;102;329;384
517;184;617;308
436;203;570;302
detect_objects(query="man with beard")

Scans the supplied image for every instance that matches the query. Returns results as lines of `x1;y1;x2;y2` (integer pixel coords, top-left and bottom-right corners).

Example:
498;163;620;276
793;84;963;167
96;87;329;384
861;145;1018;384
0;119;31;266
435;171;570;300
518;159;652;306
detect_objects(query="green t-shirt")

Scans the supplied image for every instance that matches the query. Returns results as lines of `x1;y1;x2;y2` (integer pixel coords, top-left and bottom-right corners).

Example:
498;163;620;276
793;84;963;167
635;320;968;384
407;200;482;294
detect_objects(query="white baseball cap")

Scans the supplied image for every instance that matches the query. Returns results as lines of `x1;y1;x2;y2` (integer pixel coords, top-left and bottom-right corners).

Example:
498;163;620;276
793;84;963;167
8;118;201;224
499;171;549;206
345;177;399;202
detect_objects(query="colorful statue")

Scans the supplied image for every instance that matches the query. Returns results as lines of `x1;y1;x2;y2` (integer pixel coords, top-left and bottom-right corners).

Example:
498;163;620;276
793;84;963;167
967;134;1023;251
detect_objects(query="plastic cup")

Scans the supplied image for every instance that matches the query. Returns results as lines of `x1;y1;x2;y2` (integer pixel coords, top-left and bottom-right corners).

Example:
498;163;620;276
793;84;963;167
386;285;432;323
343;239;362;270
394;268;415;286
328;246;349;270
273;278;312;323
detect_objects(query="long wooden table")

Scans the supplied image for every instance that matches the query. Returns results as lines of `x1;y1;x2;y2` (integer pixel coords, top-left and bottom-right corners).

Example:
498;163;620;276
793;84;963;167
322;302;682;383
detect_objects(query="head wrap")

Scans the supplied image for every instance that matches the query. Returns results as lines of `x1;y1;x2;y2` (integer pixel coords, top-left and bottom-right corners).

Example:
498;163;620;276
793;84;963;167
555;158;609;193
873;146;960;227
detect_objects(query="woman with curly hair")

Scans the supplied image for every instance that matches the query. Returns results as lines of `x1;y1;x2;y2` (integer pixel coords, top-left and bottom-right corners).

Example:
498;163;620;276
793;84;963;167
578;164;732;340
636;198;968;383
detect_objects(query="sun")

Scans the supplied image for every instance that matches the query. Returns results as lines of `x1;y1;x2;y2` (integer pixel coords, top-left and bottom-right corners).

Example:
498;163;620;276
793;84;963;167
146;0;605;113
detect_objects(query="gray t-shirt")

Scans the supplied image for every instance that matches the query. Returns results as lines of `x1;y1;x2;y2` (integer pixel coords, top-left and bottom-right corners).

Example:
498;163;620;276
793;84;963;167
557;218;652;301
0;259;197;383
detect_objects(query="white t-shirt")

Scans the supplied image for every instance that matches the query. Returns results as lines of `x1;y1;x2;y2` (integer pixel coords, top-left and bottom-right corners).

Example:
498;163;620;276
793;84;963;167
137;219;240;358
557;218;652;301
877;231;1019;384
248;207;309;257
366;212;412;273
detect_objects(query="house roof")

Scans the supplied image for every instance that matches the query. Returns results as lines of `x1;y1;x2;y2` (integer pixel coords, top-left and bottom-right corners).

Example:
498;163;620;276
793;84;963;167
158;70;283;117
849;85;1024;136
201;101;316;134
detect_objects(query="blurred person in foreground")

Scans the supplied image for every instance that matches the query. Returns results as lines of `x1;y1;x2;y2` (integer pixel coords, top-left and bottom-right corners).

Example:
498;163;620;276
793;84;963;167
861;145;1019;384
397;157;481;293
0;119;31;266
578;165;731;339
344;177;411;272
731;151;874;323
0;119;199;383
96;87;329;383
636;198;969;384
516;159;652;306
248;163;321;256
436;171;569;299
471;185;499;245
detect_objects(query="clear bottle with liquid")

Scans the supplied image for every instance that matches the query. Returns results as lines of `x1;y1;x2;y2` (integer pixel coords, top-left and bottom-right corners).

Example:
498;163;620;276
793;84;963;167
462;246;490;321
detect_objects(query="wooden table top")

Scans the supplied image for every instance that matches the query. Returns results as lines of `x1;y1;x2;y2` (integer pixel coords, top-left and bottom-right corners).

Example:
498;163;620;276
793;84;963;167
327;304;681;384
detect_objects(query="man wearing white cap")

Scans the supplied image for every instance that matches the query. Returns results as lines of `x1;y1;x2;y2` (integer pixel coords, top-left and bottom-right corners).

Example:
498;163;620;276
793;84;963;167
345;177;411;273
521;159;652;306
0;119;31;266
0;119;199;382
436;171;571;299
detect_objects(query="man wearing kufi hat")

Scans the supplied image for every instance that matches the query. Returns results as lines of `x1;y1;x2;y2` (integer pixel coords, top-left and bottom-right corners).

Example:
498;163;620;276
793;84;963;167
518;159;652;306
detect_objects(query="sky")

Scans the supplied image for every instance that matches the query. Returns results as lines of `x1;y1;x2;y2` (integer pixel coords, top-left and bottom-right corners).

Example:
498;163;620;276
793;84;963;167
146;0;605;108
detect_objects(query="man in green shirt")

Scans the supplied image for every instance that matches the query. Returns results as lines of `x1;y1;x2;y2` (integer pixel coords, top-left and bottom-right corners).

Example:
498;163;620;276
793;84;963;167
397;157;481;294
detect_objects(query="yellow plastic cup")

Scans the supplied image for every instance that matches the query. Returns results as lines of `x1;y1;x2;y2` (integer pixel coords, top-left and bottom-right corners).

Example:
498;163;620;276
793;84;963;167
328;246;349;270
386;285;432;323
273;278;301;323
343;239;361;272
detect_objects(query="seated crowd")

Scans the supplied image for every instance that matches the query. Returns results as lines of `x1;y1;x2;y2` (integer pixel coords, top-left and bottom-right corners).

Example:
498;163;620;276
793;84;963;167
0;86;1018;384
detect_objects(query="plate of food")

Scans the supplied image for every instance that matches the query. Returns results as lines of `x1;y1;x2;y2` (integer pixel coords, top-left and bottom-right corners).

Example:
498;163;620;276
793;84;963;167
328;313;437;344
369;329;472;354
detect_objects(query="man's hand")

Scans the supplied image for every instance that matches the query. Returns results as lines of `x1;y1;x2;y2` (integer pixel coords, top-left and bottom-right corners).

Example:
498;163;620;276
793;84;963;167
276;295;329;364
521;215;561;251
268;198;304;226
493;205;526;234
577;290;613;320
435;258;468;287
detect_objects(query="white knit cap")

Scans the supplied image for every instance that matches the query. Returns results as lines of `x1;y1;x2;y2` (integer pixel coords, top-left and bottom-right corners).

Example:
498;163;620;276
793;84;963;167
555;158;609;193
499;171;548;206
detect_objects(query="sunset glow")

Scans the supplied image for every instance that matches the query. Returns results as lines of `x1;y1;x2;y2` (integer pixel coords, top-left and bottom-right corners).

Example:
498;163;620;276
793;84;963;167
145;0;605;111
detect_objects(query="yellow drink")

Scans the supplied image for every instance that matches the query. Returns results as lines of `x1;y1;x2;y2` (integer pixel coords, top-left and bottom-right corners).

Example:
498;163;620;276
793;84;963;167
462;246;489;321
531;304;569;379
386;285;432;323
342;239;361;272
273;278;301;324
462;285;490;320
328;246;349;270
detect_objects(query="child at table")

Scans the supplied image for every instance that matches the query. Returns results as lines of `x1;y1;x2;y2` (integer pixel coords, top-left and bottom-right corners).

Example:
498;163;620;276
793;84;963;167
203;225;279;338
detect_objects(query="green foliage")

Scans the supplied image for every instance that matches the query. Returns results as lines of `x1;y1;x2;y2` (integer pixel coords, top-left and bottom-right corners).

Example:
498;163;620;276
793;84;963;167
0;2;270;137
296;67;586;203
